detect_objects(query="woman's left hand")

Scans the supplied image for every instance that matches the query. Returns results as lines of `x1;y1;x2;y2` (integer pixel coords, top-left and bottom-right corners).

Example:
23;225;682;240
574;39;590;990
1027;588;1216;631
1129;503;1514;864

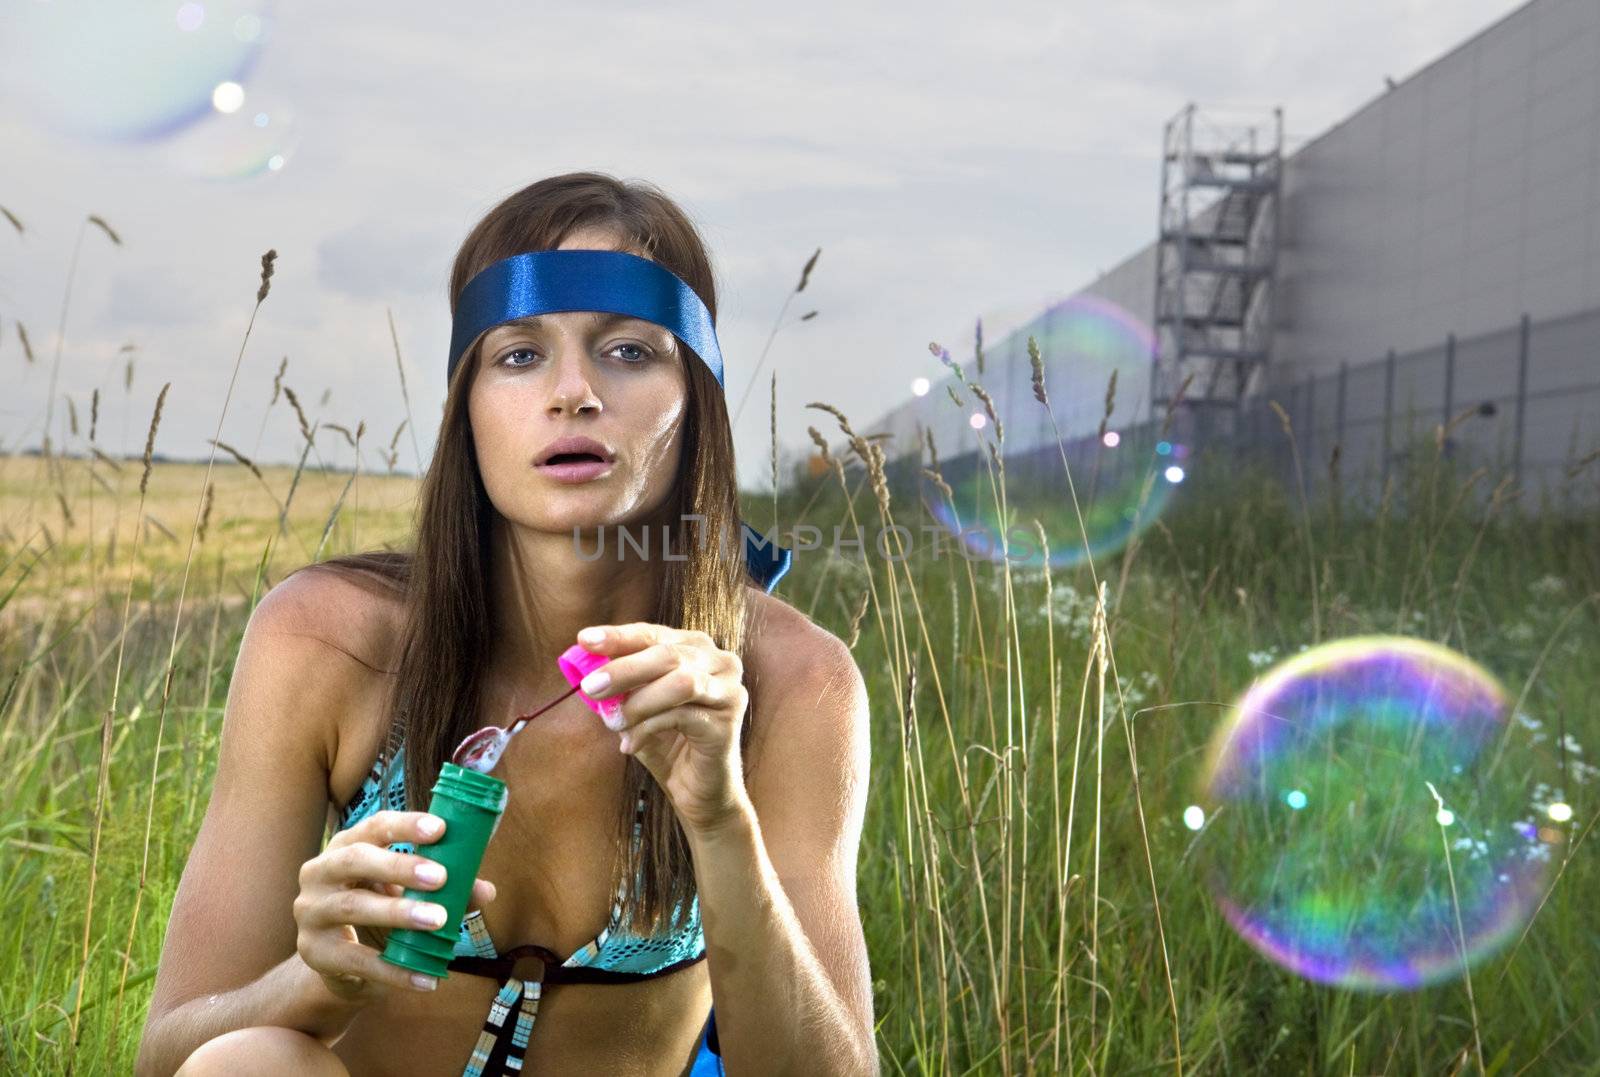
574;623;752;837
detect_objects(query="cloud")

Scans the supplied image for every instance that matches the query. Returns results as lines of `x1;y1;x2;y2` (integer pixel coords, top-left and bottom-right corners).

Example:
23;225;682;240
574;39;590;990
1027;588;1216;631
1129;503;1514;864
315;218;457;301
99;263;209;329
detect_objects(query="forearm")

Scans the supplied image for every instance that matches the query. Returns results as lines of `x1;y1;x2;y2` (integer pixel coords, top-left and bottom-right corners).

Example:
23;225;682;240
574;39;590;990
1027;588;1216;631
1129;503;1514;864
687;797;875;1077
134;952;363;1077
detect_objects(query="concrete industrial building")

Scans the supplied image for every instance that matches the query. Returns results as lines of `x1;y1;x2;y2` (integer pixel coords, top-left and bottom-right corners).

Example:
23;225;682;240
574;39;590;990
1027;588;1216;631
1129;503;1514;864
865;0;1600;504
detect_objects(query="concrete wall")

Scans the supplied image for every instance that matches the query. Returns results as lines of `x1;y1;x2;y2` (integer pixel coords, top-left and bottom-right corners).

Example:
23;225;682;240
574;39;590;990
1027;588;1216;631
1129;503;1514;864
863;0;1600;476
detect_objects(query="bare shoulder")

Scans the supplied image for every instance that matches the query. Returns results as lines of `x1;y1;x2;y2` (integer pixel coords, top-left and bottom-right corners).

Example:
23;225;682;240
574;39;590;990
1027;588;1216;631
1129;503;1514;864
246;562;408;803
255;562;407;675
742;586;868;762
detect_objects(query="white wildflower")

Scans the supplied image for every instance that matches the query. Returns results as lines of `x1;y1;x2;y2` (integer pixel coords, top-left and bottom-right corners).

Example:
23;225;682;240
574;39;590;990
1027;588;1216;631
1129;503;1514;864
1529;574;1567;597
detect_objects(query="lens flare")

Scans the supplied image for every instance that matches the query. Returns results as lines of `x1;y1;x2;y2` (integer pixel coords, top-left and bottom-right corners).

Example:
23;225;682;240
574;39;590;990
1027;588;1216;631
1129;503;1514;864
1195;636;1559;991
163;92;301;180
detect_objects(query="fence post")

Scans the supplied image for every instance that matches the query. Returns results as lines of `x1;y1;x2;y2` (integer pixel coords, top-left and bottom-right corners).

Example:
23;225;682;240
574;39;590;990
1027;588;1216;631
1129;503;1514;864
1382;348;1397;488
1304;375;1316;490
1442;332;1456;426
1287;383;1300;488
1442;332;1456;459
1514;312;1530;491
1336;360;1348;455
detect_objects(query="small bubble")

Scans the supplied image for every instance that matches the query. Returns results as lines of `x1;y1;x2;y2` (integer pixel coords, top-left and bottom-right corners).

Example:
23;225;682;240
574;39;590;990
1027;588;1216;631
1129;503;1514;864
1183;805;1206;831
1285;789;1308;811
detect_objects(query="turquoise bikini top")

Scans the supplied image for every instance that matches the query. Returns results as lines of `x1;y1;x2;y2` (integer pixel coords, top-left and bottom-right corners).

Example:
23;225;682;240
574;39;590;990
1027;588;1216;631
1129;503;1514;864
333;744;706;976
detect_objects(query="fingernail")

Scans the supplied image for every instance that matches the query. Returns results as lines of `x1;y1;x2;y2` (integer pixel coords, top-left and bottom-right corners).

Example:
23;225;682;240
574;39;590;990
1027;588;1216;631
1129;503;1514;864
410;901;448;928
414;861;446;886
581;670;611;694
618;733;631;753
411;974;438;991
578;627;606;645
600;700;624;729
417;815;444;838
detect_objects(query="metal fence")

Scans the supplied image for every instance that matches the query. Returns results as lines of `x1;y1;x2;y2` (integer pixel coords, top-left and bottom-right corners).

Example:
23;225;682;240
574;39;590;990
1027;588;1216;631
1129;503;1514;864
884;306;1600;517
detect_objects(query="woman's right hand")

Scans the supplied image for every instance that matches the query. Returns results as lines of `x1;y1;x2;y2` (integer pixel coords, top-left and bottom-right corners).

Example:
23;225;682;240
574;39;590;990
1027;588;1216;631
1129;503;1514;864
293;810;497;1003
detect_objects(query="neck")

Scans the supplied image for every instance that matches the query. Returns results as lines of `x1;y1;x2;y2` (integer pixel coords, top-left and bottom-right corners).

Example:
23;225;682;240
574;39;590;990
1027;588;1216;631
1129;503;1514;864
480;510;664;719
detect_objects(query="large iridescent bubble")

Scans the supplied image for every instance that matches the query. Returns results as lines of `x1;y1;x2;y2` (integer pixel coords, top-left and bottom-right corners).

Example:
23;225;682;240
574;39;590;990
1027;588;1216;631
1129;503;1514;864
1;1;271;143
921;449;1182;570
1194;636;1561;991
918;294;1183;571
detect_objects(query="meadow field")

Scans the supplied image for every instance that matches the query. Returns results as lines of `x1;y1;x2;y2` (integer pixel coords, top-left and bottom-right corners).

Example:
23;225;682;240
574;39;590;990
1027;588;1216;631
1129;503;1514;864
2;396;1597;1076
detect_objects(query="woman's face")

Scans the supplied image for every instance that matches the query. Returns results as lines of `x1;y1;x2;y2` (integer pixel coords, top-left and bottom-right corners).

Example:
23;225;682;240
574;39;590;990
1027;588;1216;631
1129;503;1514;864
467;227;689;540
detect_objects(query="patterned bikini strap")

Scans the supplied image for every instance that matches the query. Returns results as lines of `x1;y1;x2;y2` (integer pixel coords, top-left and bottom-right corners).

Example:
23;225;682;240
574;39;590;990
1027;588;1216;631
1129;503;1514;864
448;944;706;988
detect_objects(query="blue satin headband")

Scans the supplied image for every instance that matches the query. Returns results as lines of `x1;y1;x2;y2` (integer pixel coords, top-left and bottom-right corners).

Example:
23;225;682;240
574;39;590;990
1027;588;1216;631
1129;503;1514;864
448;248;791;594
448;249;725;386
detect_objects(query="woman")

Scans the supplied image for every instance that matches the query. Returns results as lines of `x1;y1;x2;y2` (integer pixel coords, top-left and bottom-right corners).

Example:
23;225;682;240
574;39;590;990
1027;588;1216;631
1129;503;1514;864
135;173;878;1076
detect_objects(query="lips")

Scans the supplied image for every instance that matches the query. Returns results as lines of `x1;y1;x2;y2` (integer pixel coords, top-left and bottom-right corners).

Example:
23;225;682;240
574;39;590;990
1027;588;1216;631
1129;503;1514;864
535;435;615;467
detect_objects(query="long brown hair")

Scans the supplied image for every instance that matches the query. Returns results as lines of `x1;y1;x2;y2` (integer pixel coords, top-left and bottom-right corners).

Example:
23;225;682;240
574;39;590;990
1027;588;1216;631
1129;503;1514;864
298;171;755;936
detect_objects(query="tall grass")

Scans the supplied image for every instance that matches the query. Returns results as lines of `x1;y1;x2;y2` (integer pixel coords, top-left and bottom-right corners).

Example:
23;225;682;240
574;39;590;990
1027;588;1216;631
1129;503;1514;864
1;245;1597;1077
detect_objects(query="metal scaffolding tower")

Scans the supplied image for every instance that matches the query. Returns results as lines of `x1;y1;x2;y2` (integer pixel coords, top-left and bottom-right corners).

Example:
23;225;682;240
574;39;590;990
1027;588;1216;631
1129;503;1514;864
1150;103;1284;437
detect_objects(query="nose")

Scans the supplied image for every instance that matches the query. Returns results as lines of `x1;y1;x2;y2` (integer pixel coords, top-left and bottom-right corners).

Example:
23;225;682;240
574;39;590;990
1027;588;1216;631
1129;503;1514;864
545;351;602;416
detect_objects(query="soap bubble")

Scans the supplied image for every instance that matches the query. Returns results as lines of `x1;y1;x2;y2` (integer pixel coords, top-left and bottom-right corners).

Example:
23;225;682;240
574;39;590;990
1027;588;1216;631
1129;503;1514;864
922;440;1183;570
1195;636;1560;991
1;0;272;143
919;295;1187;571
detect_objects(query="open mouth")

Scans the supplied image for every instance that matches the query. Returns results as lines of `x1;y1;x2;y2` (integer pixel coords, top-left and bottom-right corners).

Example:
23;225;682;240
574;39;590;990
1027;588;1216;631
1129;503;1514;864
540;452;607;465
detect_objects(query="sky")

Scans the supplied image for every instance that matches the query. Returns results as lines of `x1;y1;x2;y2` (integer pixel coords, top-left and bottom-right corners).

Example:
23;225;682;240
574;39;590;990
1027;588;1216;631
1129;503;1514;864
0;0;1530;490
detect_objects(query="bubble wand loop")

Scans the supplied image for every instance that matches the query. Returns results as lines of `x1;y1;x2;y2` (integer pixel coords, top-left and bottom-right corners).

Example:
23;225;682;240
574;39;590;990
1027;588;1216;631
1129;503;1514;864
451;684;580;772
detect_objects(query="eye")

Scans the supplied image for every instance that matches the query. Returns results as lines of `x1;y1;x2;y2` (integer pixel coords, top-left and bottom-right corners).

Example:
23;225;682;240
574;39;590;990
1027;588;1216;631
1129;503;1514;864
496;342;654;369
610;342;652;364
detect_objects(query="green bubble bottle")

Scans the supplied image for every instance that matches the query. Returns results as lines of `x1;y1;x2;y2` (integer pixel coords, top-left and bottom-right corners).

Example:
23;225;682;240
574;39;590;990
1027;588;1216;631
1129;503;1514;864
380;763;508;979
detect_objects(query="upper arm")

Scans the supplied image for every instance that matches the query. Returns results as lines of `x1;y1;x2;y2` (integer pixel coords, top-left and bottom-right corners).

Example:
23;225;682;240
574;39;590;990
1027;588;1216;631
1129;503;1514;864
745;623;875;1051
144;568;368;1021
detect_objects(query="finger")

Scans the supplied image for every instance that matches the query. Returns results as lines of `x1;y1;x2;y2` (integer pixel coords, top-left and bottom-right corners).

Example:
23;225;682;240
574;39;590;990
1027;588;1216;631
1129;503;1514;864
621;708;720;753
328;810;446;852
302;887;451;933
312;938;440;994
577;622;684;657
470;877;498;907
583;638;724;706
615;667;737;727
307;841;452;893
578;641;670;697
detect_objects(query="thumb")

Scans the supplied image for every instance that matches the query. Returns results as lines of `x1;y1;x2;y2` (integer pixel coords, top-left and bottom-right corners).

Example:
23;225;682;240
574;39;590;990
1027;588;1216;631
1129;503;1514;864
466;877;497;914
